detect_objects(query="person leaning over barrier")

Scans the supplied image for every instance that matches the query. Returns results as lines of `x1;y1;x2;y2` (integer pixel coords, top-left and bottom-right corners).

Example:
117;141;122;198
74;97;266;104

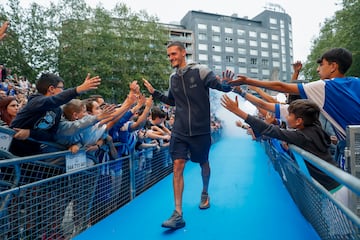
9;73;101;156
221;96;350;206
227;48;360;170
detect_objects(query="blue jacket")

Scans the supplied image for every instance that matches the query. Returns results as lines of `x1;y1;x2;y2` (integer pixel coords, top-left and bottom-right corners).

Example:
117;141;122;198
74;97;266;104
152;63;231;137
10;88;79;141
9;88;79;156
56;115;98;147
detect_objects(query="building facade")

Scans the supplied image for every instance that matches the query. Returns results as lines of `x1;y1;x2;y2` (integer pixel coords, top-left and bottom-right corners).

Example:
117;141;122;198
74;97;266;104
177;4;293;82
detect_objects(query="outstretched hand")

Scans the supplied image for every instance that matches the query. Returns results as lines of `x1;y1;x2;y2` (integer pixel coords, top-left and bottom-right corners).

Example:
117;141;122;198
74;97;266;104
220;69;235;83
227;75;248;86
76;73;101;94
220;94;247;120
142;78;155;94
0;21;9;41
129;80;140;95
292;61;302;72
221;94;239;113
145;95;153;108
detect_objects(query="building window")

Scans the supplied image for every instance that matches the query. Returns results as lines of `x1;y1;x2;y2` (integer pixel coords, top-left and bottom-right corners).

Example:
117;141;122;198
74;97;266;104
249;31;257;38
271;34;279;41
212;25;220;32
273;61;280;67
213;55;221;62
212;35;221;42
198;44;208;51
260;32;268;39
226;66;235;73
225;27;233;34
238;57;246;64
262;69;270;75
250;49;258;56
280;20;285;28
198;23;207;30
238;48;246;55
225;37;233;44
237;29;245;36
270;18;277;24
282;63;287;71
250;68;258;74
199;54;208;61
249;40;258;47
226;56;234;63
250;58;257;65
272;43;279;50
272;52;280;58
225;46;234;53
213;65;222;72
261;42;268;48
262;59;269;67
237;38;245;45
198;33;207;40
261;51;269;57
212;45;221;52
239;67;247;74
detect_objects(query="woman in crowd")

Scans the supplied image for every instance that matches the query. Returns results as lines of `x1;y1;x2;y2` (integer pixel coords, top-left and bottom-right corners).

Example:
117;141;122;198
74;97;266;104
0;96;19;126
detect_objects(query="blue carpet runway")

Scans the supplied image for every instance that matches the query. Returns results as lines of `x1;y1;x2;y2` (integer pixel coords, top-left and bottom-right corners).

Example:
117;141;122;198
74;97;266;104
74;137;320;240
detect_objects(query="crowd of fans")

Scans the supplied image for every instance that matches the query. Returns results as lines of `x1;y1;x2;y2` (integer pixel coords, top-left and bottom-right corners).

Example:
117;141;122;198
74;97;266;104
0;65;223;165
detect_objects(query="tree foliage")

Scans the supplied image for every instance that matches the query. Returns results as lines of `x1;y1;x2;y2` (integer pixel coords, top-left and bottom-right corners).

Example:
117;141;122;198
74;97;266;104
0;0;170;103
303;0;360;80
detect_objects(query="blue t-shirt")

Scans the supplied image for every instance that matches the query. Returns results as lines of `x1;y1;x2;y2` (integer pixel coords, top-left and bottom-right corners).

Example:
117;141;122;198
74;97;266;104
298;77;360;140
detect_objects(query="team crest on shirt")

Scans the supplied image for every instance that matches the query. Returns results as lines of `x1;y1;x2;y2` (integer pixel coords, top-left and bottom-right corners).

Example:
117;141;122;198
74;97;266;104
34;111;56;130
189;76;197;88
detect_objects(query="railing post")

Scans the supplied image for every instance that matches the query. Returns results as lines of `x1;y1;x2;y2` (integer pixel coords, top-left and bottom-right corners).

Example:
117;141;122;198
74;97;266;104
129;150;136;200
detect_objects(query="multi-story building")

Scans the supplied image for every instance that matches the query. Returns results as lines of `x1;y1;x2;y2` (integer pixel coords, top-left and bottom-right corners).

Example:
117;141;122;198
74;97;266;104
177;3;293;82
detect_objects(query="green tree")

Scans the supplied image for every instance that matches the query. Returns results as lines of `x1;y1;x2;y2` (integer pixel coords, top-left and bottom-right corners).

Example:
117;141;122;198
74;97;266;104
1;0;170;98
0;0;36;80
303;0;360;80
58;3;170;103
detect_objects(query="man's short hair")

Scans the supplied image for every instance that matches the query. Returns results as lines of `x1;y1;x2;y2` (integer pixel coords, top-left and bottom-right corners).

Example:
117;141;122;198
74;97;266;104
36;73;64;94
167;41;185;50
316;48;352;74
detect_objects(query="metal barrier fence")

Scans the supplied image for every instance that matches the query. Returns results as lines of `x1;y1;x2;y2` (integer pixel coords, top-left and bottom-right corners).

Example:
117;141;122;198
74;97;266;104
264;139;360;239
4;124;359;239
0;127;223;240
0;143;173;240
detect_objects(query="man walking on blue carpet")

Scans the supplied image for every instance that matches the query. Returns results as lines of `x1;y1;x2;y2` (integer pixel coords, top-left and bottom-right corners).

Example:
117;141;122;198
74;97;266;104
143;41;232;229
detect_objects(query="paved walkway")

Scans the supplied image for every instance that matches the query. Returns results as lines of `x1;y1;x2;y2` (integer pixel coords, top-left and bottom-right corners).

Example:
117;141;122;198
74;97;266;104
74;136;320;240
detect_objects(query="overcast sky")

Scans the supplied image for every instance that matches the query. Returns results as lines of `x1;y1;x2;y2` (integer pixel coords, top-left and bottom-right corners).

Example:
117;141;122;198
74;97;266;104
18;0;342;62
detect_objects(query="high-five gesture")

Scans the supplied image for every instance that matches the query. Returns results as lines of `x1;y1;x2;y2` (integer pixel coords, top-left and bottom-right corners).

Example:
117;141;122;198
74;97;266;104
227;75;249;86
142;78;155;94
221;69;235;83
